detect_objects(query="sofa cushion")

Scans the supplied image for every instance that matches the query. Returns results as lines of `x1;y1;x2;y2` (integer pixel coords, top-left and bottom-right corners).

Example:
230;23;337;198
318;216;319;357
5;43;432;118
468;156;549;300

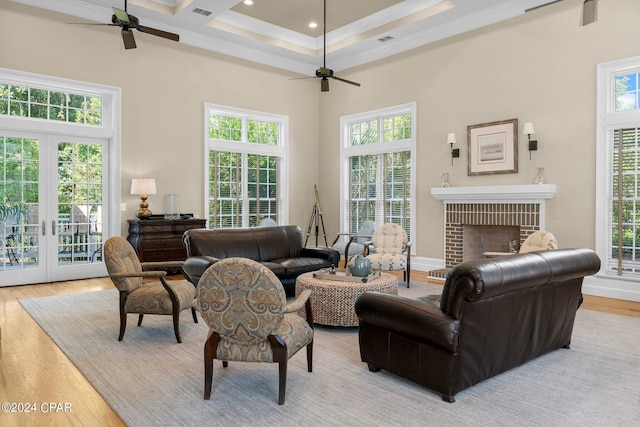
254;226;304;261
183;228;261;259
275;257;333;277
258;261;287;278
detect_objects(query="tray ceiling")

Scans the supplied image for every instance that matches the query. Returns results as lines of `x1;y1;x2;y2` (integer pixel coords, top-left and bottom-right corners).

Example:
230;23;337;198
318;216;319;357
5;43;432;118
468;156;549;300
12;0;568;75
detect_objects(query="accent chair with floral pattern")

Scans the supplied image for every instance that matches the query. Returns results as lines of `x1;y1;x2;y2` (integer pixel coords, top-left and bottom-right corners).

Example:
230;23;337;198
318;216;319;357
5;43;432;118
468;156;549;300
519;231;558;253
104;236;197;343
364;223;412;287
197;257;314;405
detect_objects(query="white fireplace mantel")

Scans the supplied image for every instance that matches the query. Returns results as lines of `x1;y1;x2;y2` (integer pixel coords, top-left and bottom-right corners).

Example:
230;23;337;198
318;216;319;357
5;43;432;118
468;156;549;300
431;184;556;203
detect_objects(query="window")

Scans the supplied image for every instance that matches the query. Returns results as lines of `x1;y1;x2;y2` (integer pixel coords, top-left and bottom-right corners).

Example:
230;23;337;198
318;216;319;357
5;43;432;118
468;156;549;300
596;57;640;279
615;71;640;111
205;104;287;228
340;103;416;240
0;82;103;125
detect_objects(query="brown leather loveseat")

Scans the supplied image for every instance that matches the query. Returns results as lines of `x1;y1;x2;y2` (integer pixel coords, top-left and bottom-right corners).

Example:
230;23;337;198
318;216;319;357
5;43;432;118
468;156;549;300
355;248;601;402
182;225;339;297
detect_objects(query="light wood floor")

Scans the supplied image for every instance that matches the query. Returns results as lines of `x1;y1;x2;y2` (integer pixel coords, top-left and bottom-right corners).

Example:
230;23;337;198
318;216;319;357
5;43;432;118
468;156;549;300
0;272;638;426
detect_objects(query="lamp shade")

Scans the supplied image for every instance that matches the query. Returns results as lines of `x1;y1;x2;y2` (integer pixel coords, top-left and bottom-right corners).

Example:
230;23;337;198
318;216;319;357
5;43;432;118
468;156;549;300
523;122;535;135
446;133;457;145
130;178;157;195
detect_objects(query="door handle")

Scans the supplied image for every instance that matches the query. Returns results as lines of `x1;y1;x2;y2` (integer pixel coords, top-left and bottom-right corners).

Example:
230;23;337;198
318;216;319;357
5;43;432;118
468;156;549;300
52;220;56;236
42;220;46;236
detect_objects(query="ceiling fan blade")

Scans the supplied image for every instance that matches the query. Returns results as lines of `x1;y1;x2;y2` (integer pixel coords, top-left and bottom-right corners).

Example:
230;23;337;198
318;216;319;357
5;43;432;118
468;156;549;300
524;0;563;13
582;0;597;26
321;78;329;92
121;29;137;49
288;76;316;81
67;22;114;26
137;25;180;42
331;75;361;87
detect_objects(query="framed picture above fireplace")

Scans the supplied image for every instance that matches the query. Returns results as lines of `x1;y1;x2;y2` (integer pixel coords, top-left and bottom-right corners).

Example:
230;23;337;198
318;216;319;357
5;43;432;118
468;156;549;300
467;118;518;176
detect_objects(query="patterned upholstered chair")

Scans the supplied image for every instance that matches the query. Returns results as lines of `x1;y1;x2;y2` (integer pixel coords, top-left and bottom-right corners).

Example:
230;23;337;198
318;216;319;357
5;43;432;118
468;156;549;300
104;236;197;343
519;230;558;253
332;220;376;266
197;257;314;405
364;223;412;287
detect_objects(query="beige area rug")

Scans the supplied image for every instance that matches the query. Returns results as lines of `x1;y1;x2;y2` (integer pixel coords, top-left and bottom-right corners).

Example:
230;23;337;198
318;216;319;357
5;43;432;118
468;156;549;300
21;281;640;426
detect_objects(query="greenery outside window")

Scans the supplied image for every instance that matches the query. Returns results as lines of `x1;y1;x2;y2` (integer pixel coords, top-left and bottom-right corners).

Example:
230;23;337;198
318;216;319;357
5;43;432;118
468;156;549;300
340;103;416;240
205;104;287;228
597;58;640;279
0;82;102;126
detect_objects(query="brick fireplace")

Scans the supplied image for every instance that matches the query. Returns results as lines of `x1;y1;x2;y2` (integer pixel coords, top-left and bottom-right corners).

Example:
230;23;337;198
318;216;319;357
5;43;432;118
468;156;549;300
431;184;556;269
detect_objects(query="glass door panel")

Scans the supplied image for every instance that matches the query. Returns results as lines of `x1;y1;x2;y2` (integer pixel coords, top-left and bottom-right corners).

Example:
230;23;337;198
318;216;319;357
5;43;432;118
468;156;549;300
56;140;104;266
0;134;44;285
49;138;106;281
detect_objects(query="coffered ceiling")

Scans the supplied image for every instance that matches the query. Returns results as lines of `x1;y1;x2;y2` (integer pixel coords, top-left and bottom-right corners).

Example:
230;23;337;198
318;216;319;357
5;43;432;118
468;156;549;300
12;0;566;75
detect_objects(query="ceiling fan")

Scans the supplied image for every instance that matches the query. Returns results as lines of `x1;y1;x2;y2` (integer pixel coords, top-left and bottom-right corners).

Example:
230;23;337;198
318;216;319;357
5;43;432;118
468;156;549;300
69;0;179;49
312;0;361;92
524;0;597;26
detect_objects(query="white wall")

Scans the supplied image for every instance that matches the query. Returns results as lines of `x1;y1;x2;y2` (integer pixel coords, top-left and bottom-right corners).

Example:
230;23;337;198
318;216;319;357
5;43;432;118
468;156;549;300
3;0;640;298
317;0;640;261
0;0;321;235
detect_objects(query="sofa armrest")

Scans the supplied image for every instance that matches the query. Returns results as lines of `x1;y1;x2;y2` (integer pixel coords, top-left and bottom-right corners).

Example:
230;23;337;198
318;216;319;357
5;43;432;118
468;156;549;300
182;256;220;285
355;292;459;353
301;246;340;266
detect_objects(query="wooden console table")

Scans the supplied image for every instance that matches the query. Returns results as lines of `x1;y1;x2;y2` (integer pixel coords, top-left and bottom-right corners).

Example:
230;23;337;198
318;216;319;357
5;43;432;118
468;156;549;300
127;218;207;268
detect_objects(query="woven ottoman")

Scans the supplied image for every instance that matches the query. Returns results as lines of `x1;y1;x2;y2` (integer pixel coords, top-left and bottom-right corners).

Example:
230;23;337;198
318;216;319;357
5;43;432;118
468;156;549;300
295;271;398;327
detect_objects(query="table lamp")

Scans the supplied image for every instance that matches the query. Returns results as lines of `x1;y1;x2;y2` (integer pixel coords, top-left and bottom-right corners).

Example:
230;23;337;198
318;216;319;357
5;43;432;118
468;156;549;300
130;178;157;219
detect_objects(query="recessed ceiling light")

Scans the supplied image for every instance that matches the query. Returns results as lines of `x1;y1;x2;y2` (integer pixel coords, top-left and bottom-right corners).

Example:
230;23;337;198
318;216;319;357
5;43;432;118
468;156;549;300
244;0;253;5
309;22;317;29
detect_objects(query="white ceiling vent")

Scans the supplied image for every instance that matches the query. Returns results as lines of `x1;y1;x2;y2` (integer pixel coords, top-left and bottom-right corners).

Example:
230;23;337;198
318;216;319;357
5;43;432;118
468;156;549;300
192;8;212;17
377;36;395;42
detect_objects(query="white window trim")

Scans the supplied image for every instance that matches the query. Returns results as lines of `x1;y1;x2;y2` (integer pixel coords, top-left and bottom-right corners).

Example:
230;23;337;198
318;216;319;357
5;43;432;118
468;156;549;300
203;103;289;227
339;101;417;242
0;67;121;240
593;56;640;301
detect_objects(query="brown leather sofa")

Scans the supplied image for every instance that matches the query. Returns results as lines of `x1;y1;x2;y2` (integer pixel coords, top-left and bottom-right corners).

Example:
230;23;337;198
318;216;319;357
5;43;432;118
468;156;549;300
355;248;601;402
182;225;339;297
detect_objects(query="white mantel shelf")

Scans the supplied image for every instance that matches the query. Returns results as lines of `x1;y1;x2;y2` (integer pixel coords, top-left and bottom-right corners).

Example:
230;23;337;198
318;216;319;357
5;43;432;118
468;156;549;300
431;184;556;203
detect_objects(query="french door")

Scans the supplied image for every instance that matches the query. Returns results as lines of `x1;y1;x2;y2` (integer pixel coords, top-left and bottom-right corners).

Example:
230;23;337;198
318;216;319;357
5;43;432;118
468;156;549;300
0;131;109;286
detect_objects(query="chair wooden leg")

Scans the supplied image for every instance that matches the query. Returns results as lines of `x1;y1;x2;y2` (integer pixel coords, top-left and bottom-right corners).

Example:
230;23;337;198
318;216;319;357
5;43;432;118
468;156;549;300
137;314;144;326
160;277;183;343
173;309;182;343
306;340;313;373
203;332;220;400
118;292;127;341
269;335;288;405
192;307;198;323
277;358;287;405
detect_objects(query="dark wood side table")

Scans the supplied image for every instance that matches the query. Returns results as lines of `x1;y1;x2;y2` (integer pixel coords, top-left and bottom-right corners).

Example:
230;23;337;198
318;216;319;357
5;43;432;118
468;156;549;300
127;217;207;272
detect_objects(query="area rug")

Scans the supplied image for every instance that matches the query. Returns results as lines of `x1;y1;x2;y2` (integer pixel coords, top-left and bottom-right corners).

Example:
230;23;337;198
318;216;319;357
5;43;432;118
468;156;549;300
20;282;640;426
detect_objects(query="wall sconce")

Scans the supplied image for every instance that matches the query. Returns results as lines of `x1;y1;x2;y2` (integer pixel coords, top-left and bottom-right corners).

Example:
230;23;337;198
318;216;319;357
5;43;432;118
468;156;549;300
523;122;537;160
130;178;157;219
447;133;459;166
